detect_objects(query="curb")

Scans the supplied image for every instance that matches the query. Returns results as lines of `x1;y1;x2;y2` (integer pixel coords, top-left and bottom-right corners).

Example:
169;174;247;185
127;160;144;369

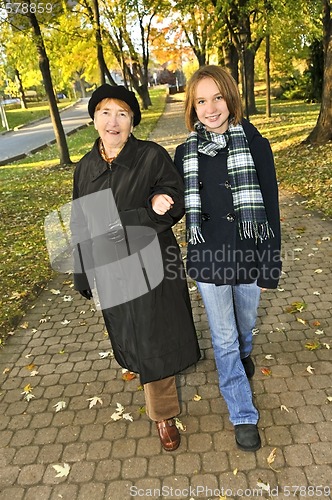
0;98;82;136
0;121;92;167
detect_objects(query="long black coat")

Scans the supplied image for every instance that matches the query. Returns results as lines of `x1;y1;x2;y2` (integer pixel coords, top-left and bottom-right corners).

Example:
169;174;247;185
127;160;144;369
174;119;281;289
72;135;200;384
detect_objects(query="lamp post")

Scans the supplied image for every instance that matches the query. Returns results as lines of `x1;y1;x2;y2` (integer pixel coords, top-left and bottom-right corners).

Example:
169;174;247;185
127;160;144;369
238;29;249;121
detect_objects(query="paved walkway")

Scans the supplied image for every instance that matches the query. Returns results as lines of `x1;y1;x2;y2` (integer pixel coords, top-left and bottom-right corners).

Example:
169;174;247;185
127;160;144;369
0;99;91;166
0;96;331;500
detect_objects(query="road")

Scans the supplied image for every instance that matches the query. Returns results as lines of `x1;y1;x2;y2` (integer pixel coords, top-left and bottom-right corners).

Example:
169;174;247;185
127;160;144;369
0;98;91;166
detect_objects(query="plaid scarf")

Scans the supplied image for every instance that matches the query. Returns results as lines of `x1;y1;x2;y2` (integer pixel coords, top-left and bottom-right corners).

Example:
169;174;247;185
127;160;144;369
183;121;274;244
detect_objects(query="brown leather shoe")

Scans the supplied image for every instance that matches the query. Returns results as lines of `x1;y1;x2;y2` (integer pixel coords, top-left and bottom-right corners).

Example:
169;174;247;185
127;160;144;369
156;418;180;451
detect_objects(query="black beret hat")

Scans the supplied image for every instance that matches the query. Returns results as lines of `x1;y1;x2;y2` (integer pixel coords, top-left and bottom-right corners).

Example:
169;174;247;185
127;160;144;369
88;84;141;126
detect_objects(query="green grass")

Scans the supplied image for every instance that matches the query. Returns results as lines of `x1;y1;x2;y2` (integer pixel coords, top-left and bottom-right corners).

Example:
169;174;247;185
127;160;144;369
0;87;167;342
0;100;75;131
251;98;332;218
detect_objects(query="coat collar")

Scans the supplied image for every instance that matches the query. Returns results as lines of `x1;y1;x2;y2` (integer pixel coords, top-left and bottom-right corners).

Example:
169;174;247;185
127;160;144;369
89;135;139;182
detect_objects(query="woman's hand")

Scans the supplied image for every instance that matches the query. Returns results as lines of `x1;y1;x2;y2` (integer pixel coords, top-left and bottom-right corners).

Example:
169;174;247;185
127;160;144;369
151;194;174;215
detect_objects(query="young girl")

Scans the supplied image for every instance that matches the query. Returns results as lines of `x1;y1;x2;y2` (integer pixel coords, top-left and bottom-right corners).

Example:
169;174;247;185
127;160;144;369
174;65;281;452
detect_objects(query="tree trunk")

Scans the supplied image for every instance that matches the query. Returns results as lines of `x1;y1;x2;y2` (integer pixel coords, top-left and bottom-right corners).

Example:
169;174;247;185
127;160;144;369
92;0;105;85
14;69;28;109
265;35;271;117
222;42;239;83
28;8;71;165
246;48;258;115
305;0;332;144
137;84;151;109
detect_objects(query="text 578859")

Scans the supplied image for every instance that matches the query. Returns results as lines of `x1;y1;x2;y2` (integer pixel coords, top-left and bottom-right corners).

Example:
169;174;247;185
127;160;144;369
5;2;53;14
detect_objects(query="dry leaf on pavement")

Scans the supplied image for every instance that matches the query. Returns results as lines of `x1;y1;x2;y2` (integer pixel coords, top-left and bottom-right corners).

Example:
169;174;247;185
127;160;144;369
53;401;66;412
52;463;70;478
87;396;103;409
261;367;272;376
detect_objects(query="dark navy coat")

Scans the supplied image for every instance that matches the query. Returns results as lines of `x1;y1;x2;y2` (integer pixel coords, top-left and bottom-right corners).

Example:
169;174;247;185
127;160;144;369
174;119;281;289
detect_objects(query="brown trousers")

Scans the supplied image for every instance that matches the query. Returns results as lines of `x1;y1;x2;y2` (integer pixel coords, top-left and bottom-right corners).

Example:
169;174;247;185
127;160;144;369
143;375;180;421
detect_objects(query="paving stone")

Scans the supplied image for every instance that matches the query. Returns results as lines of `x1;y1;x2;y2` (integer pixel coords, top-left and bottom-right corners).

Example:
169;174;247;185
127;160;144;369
104;480;133;500
24;486;52;500
0;487;25;500
77;482;106;500
309;442;332;465
17;464;45;486
283;444;313;466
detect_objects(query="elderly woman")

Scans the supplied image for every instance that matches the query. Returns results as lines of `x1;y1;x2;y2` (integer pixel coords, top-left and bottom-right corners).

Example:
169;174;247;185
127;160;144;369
71;84;200;452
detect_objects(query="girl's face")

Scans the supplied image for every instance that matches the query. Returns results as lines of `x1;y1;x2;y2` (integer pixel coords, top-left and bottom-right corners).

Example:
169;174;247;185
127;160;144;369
194;77;230;133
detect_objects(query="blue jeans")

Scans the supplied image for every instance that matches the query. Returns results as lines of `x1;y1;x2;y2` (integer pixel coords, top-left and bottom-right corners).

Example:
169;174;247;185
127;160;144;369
197;281;261;425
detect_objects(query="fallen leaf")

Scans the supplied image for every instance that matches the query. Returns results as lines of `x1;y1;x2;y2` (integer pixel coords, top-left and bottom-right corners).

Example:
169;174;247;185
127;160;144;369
50;289;61;295
297;317;307;325
327;397;332;402
53;401;66;412
20;321;29;329
280;404;290;412
313;291;320;295
115;402;124;413
322;236;330;241
122;370;137;381
30;370;39;377
23;383;33;393
61;320;70;325
314;269;323;274
24;393;35;402
257;480;270;493
252;328;259;335
315;329;324;335
99;351;113;359
193;394;202;401
52;463;70;478
267;447;277;465
3;367;10;374
305;340;321;351
87;396;103;409
265;354;274;360
306;365;315;374
311;320;321;327
63;295;73;302
122;412;133;421
174;417;186;431
26;363;35;371
323;343;330;350
233;468;238;475
286;301;307;314
261;367;272;376
110;411;123;421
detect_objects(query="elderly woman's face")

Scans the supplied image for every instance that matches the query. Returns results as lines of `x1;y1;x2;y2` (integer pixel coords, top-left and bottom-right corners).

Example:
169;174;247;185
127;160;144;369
94;99;133;153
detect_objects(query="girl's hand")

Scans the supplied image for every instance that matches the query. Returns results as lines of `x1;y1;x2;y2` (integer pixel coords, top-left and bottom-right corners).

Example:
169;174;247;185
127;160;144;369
151;194;174;215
